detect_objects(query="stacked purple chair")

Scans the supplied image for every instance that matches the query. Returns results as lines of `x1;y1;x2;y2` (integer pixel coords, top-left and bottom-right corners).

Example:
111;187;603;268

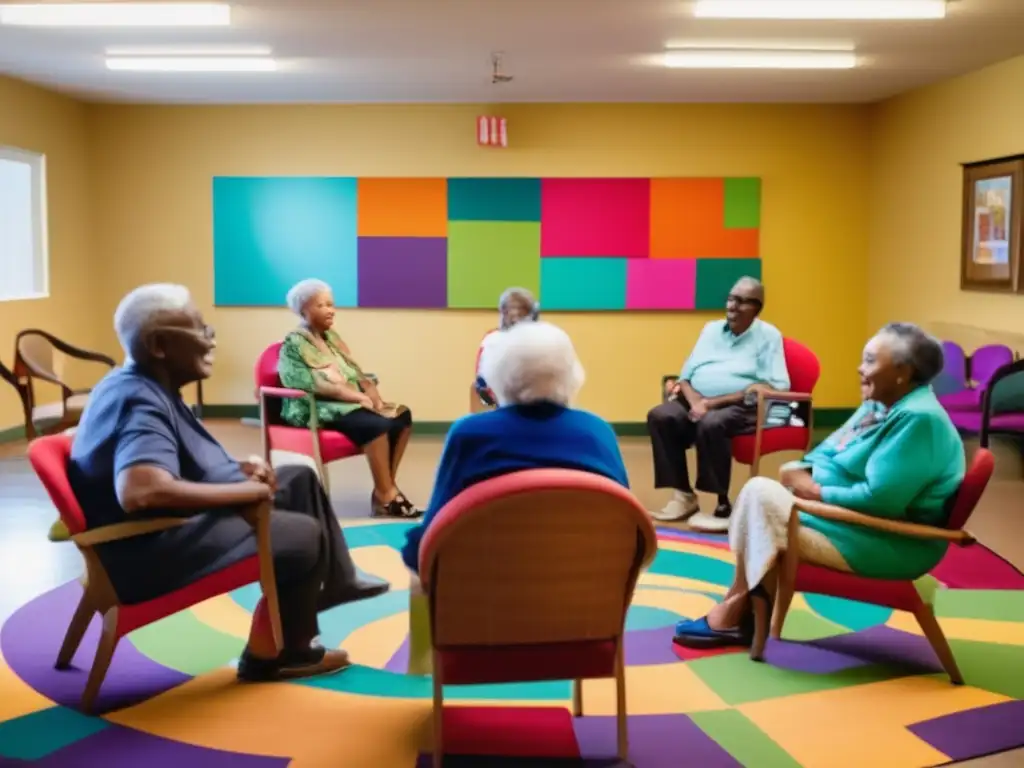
942;344;1024;437
932;341;969;399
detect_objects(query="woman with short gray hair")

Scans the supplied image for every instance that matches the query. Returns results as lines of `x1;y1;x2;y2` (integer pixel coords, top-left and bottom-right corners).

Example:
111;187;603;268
278;279;419;519
674;322;966;654
474;286;539;407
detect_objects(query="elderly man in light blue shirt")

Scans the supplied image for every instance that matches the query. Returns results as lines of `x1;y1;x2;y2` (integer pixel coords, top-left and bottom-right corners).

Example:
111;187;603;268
647;277;789;532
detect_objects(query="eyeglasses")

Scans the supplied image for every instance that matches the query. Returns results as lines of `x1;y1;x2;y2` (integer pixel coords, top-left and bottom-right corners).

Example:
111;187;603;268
726;294;762;309
152;323;216;341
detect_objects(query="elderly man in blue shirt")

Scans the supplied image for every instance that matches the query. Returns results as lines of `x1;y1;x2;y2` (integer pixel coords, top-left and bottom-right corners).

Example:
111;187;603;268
647;277;789;533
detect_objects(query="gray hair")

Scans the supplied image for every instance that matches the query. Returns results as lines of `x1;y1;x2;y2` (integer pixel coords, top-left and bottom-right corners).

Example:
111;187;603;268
286;279;332;316
879;322;945;385
114;283;191;362
480;320;585;407
733;276;765;304
498;286;538;326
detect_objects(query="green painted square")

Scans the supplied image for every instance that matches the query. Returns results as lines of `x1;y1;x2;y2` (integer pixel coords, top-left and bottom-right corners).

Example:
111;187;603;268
540;257;627;310
941;639;1024;699
447;221;541;309
686;651;899;706
690;710;802;768
447;178;541;222
724;178;761;229
695;258;762;310
937;589;1024;621
0;706;108;760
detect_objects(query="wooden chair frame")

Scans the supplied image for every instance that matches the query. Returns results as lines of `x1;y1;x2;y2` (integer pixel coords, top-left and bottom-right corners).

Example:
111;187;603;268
53;503;283;713
14;329;116;439
765;479;985;684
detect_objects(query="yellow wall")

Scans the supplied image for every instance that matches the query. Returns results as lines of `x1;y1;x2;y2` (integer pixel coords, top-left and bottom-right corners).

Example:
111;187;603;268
868;55;1024;337
86;103;870;421
0;76;99;431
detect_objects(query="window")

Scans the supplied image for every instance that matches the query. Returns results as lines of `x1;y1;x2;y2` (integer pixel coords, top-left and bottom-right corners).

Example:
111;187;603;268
0;146;48;301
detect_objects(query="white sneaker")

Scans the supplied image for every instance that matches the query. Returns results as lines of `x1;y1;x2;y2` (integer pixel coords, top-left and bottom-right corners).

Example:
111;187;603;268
650;491;700;522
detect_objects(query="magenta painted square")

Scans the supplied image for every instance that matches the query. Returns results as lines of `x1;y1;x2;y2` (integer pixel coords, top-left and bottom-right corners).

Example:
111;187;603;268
626;258;696;309
540;178;650;258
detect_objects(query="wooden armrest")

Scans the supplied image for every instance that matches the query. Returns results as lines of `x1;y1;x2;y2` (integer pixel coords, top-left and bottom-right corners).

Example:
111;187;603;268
756;389;812;402
247;500;284;652
72;517;189;546
796;499;975;546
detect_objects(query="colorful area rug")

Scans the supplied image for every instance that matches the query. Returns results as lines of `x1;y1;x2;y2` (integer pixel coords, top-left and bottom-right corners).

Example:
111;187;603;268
1;523;1023;767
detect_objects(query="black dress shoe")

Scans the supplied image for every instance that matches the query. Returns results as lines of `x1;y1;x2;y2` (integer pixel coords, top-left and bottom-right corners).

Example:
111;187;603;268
318;575;390;610
238;644;350;682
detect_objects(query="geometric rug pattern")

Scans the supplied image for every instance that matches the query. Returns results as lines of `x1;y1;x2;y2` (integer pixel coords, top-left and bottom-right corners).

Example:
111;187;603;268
1;522;1023;767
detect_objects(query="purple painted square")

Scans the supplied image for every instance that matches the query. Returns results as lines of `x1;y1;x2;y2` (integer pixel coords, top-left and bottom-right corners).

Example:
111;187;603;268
357;236;447;308
908;699;1024;761
573;714;741;768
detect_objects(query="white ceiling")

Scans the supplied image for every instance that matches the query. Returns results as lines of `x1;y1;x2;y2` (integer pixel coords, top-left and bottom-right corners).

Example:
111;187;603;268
1;0;1023;104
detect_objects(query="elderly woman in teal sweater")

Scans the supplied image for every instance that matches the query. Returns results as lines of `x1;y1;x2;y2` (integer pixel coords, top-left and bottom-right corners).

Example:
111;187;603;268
674;322;965;651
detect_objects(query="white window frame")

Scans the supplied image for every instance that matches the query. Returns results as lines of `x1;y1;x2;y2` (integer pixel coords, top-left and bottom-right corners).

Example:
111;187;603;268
0;145;49;302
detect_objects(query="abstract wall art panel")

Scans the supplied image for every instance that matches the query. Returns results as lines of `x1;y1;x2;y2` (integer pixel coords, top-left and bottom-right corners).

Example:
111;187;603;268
213;176;761;310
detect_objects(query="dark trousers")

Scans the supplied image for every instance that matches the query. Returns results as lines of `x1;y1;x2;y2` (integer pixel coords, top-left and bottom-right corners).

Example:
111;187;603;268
646;398;756;499
100;465;361;650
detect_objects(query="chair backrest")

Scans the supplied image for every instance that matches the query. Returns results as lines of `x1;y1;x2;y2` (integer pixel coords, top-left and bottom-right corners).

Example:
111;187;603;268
945;448;995;531
16;330;61;380
255;342;285;423
27;433;88;535
419;468;658;649
782;338;821;394
969;344;1014;387
934;341;969;396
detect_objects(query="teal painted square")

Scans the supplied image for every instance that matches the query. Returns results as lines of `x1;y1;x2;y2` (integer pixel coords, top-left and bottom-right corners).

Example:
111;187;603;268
447;178;541;222
724;178;761;229
213;177;359;307
695;258;762;310
0;706;107;759
540;258;627;310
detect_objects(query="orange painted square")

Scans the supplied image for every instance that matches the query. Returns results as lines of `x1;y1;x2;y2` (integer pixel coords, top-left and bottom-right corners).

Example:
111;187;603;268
650;178;759;258
357;178;448;238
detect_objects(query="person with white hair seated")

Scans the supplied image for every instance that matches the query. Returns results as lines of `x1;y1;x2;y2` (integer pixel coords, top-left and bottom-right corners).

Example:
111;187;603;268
401;320;628;573
69;284;389;683
473;286;539;407
278;279;419;519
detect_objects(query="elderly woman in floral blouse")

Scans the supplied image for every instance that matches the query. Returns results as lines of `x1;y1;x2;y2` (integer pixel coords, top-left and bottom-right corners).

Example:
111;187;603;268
278;279;420;519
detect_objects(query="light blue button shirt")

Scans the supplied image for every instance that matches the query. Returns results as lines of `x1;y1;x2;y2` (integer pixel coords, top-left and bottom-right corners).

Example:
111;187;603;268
680;319;790;398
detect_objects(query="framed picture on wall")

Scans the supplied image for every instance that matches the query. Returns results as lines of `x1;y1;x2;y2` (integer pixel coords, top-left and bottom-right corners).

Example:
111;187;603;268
961;155;1024;293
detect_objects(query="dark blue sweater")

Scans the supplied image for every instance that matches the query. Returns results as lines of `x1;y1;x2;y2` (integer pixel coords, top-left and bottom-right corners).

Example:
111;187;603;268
401;402;630;572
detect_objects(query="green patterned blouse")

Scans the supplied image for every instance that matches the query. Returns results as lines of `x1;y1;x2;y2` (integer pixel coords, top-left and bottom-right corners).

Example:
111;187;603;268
277;328;365;427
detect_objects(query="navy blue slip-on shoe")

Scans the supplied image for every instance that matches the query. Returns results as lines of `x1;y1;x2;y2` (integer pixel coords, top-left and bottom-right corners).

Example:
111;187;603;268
672;617;751;649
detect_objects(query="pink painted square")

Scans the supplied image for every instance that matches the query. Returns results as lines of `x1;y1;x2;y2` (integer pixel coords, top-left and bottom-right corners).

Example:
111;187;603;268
626;259;696;309
540;178;650;258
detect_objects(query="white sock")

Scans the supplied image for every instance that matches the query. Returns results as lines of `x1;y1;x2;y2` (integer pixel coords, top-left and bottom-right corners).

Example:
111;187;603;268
674;490;695;501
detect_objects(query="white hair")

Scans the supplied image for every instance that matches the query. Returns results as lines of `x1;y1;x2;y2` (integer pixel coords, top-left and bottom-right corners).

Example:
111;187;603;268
498;286;538;328
286;279;332;316
480;321;585;407
113;283;192;362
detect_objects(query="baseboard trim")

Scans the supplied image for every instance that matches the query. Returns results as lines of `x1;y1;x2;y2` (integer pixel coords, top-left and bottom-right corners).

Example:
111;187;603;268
0;405;856;444
199;404;856;438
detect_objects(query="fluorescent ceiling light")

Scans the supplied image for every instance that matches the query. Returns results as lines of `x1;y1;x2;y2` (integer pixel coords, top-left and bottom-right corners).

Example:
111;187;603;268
0;3;230;27
663;50;857;69
666;39;855;52
106;57;276;72
692;0;946;20
106;45;270;56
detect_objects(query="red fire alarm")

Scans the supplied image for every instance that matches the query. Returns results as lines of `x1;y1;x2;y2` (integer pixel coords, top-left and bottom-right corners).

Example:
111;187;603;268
477;116;508;147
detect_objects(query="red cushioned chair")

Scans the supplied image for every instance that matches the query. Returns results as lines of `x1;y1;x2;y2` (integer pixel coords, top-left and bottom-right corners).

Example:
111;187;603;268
255;341;362;493
29;433;283;713
766;447;995;683
418;469;659;766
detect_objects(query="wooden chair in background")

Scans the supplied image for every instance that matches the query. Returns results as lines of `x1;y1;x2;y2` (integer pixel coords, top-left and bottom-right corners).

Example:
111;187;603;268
28;433;282;713
14;329;116;439
417;469;658;765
